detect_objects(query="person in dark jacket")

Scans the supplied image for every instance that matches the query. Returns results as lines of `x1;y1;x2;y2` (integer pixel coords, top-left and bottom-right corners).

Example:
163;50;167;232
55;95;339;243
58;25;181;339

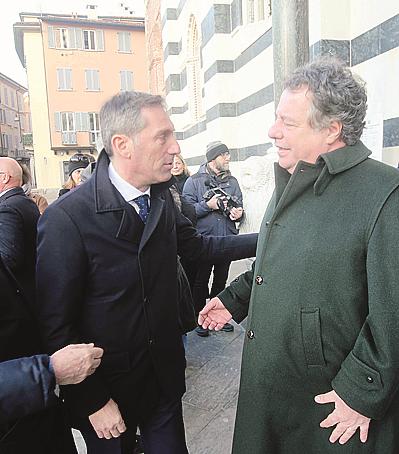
199;59;399;454
183;141;244;336
35;91;257;454
0;157;76;453
0;344;104;424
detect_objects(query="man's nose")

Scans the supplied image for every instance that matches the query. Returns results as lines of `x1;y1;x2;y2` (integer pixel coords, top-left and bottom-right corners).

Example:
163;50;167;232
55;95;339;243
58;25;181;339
268;120;282;140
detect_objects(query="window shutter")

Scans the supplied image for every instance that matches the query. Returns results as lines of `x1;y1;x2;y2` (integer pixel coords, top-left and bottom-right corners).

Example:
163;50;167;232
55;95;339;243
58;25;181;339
48;26;55;48
68;28;76;48
120;71;126;91
76;28;83;49
96;30;104;51
82;112;90;131
57;69;64;89
94;70;100;90
54;112;61;131
75;112;82;131
85;70;91;90
66;69;72;89
127;71;133;90
117;32;122;51
125;33;131;52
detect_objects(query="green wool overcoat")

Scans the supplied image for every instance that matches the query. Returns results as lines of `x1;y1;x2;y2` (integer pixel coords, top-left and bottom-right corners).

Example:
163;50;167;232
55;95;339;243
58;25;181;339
219;142;399;454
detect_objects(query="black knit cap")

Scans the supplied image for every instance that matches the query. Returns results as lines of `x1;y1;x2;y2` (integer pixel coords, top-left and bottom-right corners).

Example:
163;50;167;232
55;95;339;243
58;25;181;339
206;141;229;162
68;153;90;176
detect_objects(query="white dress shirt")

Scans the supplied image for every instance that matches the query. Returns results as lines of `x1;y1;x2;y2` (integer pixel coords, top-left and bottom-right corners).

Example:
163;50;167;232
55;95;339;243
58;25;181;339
108;162;151;215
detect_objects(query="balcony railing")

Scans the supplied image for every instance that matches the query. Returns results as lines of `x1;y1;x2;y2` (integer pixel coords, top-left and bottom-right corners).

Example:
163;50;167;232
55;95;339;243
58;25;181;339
62;131;77;145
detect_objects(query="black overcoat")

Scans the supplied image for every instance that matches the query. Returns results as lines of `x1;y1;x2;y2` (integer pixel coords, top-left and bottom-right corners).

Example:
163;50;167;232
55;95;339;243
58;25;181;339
36;150;257;425
0;188;75;453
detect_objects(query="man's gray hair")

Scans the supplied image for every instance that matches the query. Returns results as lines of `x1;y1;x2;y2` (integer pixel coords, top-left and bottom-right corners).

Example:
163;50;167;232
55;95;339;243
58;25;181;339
284;58;367;145
99;91;165;156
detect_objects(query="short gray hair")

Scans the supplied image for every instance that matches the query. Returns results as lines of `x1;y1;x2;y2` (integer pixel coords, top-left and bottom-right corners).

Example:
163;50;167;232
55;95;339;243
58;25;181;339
99;91;165;156
284;58;367;145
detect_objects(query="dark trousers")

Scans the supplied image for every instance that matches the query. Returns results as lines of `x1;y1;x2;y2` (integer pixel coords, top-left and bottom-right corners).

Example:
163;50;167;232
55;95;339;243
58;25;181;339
192;261;231;316
80;396;188;454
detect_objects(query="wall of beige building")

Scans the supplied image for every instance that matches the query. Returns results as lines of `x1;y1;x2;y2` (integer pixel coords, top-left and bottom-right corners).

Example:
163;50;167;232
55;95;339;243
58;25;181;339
19;15;148;191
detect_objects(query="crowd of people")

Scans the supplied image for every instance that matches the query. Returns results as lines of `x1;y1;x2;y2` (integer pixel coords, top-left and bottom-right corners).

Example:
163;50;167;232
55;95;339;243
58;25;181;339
1;57;399;454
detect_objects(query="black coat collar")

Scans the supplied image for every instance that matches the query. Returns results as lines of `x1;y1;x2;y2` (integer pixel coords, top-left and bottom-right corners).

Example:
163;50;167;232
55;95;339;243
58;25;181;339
93;149;174;213
0;187;24;203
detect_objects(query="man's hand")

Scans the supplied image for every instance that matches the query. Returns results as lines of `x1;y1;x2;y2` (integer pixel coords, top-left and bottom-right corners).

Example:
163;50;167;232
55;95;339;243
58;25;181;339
315;390;370;444
229;206;243;221
206;194;220;210
89;398;127;439
198;297;232;331
51;343;104;385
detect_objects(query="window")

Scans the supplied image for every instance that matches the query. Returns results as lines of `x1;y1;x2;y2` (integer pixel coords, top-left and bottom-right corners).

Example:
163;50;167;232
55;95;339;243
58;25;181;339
10;92;15;108
88;112;101;144
0;109;5;124
57;68;73;90
85;70;100;91
83;30;104;51
1;133;8;149
117;32;131;52
243;0;271;24
186;15;203;122
55;28;69;49
3;88;8;106
120;70;133;91
60;112;76;144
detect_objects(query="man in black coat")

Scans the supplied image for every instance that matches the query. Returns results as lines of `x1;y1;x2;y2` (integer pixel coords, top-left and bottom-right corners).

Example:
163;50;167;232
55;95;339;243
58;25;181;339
36;91;257;454
182;141;244;336
0;157;77;453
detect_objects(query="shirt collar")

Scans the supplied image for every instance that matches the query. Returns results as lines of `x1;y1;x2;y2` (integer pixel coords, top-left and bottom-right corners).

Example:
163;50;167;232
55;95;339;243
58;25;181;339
108;162;151;202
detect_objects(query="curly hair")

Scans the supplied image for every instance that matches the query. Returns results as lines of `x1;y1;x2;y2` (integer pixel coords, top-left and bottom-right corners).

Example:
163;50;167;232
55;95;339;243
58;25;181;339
284;58;367;145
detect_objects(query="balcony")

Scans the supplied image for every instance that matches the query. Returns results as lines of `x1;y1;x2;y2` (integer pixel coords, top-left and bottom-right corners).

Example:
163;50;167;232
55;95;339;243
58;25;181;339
62;131;77;145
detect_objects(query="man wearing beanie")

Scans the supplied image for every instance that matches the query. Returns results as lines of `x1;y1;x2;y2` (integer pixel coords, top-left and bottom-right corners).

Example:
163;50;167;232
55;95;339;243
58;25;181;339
183;141;243;336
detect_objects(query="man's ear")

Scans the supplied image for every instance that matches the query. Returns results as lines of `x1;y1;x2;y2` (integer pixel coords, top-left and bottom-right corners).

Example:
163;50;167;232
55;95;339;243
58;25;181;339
111;134;132;158
326;121;343;145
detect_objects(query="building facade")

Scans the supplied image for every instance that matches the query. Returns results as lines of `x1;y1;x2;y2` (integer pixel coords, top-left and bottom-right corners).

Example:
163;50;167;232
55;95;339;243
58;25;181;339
0;73;32;167
14;9;148;190
150;0;399;171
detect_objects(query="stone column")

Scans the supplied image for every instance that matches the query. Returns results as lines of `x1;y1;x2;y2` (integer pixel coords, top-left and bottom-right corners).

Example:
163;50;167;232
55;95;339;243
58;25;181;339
272;0;309;106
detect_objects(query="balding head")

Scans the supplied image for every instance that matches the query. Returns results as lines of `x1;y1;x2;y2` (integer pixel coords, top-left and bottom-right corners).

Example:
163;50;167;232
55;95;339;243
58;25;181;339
0;157;23;191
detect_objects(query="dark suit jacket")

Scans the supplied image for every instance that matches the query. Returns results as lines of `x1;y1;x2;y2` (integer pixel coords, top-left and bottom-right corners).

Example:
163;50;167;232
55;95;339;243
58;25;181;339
0;189;75;452
36;150;257;424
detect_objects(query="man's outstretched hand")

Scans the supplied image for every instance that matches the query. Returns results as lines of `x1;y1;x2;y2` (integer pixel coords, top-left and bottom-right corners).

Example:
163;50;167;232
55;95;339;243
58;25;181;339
315;390;370;445
198;297;232;331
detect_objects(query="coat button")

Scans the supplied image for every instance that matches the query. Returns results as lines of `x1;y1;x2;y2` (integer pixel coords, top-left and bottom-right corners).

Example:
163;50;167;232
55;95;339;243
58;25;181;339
255;275;263;285
366;376;374;383
149;339;154;346
247;330;255;339
144;297;148;304
265;221;270;226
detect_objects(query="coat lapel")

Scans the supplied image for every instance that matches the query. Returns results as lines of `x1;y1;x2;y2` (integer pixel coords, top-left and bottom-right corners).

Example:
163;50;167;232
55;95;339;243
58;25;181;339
139;195;165;253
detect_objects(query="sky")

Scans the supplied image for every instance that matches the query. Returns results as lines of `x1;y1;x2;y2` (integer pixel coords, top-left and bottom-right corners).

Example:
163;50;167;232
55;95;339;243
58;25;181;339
0;0;145;87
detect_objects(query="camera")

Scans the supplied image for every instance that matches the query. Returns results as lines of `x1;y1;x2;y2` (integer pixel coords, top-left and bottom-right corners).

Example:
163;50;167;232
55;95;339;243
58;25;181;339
203;179;241;217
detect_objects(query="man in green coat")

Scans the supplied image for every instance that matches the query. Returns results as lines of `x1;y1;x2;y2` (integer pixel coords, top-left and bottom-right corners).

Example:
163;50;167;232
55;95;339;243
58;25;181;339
199;58;399;453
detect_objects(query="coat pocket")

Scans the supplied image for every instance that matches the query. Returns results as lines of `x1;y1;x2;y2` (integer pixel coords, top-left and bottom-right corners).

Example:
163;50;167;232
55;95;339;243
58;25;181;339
300;308;326;367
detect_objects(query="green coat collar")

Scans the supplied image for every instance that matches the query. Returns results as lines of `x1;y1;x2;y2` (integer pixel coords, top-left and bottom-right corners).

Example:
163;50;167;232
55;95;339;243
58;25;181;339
318;141;371;175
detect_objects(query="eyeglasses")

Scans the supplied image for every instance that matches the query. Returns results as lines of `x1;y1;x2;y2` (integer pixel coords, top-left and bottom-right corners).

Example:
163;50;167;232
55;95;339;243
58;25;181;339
220;152;230;157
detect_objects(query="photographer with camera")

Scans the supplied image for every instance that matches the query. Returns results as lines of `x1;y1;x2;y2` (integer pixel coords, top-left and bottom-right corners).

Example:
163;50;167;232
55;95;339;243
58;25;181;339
183;141;243;336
